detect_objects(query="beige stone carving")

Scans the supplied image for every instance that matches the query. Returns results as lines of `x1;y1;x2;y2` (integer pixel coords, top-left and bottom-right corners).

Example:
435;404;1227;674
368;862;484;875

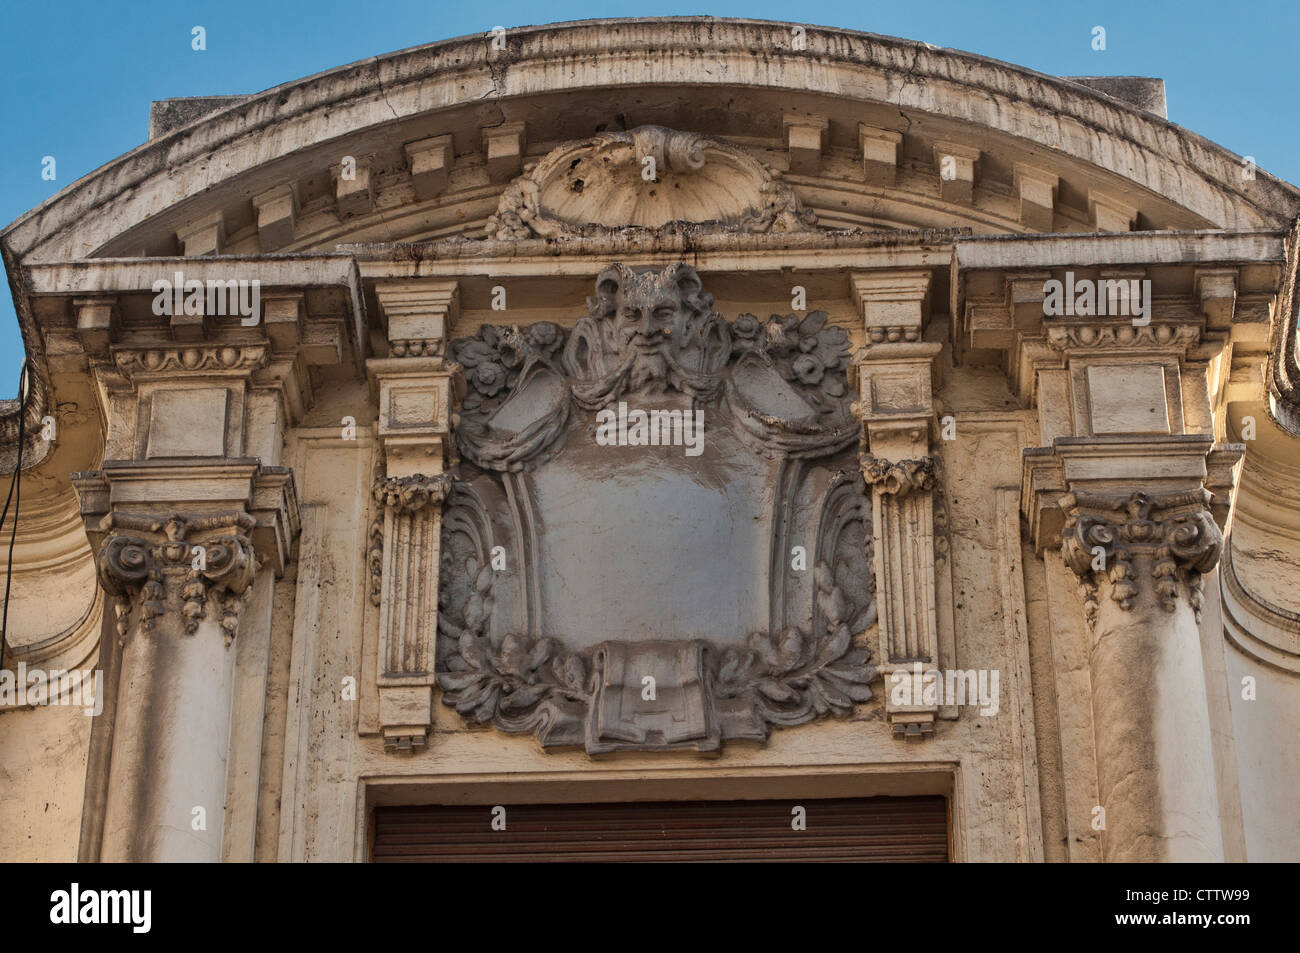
860;454;938;496
96;512;256;642
1061;488;1223;623
485;125;817;239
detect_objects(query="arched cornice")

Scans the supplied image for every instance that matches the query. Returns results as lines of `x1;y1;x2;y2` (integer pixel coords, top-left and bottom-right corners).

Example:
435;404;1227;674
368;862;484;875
4;17;1299;268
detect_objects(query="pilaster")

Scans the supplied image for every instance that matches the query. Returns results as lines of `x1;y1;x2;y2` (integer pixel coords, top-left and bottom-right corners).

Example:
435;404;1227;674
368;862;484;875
366;280;465;750
1015;277;1244;861
851;270;945;737
70;295;304;861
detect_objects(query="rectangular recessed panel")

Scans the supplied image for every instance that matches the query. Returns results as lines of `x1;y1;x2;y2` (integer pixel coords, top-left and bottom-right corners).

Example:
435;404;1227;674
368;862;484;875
372;795;949;863
1087;363;1171;435
146;387;228;457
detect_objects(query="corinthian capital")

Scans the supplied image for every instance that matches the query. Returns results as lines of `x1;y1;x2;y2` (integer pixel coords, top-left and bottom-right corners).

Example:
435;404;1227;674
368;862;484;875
860;454;938;496
372;473;453;513
1060;488;1222;621
95;512;257;642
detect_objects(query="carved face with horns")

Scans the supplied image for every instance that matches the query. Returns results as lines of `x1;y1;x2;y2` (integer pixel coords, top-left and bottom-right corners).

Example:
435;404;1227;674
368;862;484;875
574;262;729;393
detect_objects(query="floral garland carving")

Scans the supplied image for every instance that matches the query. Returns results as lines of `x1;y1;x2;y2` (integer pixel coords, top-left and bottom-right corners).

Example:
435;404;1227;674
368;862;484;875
713;562;876;725
454;323;565;416
436;556;875;747
729;310;851;403
436;557;590;739
366;520;385;607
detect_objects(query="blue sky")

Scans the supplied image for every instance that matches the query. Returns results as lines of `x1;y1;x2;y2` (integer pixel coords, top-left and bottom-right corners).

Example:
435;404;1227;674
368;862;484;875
2;0;1297;395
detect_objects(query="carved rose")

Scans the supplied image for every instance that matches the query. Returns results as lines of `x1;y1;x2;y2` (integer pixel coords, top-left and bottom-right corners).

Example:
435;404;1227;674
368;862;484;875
792;353;825;385
471;362;507;397
729;310;851;403
456;339;496;368
526;321;562;354
814;325;849;368
732;313;761;341
452;323;568;412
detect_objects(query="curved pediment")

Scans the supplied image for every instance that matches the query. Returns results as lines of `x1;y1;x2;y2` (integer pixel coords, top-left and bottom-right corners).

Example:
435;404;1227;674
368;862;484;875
7;18;1299;269
485;126;817;239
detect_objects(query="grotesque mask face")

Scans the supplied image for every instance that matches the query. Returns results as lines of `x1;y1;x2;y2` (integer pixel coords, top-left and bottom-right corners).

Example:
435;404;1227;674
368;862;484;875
610;280;681;352
582;263;719;392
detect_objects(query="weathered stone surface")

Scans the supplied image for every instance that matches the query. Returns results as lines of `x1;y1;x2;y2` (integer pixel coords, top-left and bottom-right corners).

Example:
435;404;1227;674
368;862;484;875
2;16;1299;864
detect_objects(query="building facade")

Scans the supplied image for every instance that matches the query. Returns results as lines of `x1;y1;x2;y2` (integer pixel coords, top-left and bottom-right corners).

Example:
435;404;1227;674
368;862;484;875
2;18;1298;862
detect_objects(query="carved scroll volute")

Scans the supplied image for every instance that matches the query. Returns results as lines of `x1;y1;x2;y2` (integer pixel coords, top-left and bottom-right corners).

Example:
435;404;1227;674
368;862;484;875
94;512;257;645
1059;488;1223;625
850;269;945;738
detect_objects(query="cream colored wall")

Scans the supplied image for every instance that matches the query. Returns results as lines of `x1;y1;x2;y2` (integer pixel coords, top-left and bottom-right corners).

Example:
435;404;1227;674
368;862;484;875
1221;646;1300;861
0;702;91;861
0;489;101;861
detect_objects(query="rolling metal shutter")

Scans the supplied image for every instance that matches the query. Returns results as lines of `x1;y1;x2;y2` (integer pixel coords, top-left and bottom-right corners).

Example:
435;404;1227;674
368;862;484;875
372;795;949;862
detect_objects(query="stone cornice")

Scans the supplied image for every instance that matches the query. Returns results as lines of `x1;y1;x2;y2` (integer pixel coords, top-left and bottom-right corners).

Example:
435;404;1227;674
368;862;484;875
21;254;362;295
1266;216;1300;435
953;229;1289;270
345;228;965;271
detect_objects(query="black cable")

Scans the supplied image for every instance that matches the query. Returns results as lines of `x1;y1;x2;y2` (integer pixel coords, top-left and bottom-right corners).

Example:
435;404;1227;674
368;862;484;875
0;359;30;672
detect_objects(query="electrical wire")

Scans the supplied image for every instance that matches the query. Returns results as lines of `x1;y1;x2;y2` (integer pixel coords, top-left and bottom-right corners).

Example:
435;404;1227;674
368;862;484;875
0;359;30;672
